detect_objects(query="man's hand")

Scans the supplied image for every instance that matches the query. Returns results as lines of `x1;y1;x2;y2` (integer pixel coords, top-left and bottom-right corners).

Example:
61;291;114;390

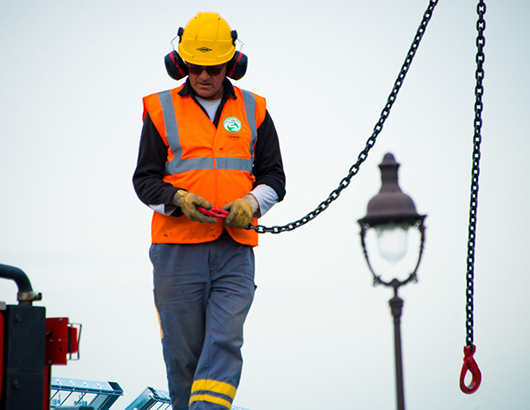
222;194;259;229
172;190;217;223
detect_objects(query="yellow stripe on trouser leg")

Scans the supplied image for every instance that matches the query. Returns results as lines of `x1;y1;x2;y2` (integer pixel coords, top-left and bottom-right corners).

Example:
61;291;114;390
156;308;164;339
190;379;236;409
191;379;236;398
189;394;232;409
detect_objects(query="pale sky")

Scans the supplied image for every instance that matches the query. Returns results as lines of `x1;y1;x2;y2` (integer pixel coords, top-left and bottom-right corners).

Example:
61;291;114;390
1;1;529;409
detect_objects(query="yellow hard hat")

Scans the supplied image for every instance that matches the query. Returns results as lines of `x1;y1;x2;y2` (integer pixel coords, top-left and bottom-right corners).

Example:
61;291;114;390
178;12;237;66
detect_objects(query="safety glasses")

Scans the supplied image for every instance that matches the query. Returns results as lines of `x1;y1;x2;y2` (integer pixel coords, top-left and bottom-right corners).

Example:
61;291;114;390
186;64;225;76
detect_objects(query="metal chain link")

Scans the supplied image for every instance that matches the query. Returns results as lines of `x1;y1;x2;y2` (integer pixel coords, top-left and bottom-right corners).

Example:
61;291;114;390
466;0;486;348
250;0;440;234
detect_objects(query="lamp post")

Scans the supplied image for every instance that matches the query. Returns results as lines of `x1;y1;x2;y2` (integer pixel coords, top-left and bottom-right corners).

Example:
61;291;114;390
358;153;426;410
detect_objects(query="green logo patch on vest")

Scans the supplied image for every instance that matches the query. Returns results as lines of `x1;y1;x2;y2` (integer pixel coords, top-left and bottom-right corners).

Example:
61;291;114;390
224;117;242;133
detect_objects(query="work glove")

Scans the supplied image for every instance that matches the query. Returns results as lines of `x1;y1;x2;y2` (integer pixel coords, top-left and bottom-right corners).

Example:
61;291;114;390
222;194;259;229
172;189;217;224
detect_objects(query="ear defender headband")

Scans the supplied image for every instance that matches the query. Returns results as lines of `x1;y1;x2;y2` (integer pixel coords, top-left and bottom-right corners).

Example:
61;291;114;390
164;28;248;81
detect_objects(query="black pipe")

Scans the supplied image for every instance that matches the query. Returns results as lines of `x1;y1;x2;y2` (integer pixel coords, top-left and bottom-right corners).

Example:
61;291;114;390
0;263;34;293
0;263;42;305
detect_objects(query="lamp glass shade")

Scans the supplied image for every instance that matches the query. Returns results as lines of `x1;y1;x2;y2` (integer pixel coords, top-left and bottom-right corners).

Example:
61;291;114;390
375;223;409;264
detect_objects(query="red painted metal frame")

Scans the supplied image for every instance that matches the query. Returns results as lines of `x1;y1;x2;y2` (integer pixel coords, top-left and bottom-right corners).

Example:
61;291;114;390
43;364;51;410
43;318;80;410
46;318;70;366
0;312;4;403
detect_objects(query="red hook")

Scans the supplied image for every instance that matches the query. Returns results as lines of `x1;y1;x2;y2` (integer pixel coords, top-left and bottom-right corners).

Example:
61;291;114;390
198;206;229;220
460;344;482;394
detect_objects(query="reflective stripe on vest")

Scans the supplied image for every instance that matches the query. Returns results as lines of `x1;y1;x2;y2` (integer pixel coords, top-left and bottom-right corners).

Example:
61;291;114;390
158;89;258;175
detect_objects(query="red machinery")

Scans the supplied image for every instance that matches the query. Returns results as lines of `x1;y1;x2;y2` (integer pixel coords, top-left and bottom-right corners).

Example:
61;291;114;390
0;263;81;410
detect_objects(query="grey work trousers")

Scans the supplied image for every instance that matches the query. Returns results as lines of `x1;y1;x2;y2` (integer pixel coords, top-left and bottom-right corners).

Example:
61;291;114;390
150;234;255;410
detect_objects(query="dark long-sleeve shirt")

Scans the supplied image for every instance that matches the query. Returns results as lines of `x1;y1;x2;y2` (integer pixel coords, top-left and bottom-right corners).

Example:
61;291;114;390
133;78;286;217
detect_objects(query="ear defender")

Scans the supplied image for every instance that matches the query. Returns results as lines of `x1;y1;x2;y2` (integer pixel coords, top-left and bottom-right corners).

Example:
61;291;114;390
164;50;248;81
226;30;248;81
164;50;189;81
226;51;248;81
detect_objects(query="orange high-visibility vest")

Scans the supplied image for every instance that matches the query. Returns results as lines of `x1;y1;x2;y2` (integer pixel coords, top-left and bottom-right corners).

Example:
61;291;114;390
143;84;267;246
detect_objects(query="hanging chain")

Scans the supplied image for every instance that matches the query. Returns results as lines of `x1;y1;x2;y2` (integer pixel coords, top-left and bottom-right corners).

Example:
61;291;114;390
250;0;439;234
465;0;486;348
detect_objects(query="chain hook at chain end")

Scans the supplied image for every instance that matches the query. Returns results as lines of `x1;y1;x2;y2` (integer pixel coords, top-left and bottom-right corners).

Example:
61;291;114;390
460;344;482;394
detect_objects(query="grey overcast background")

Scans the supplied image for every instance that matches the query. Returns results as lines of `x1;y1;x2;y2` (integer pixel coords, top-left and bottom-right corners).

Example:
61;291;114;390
1;0;529;409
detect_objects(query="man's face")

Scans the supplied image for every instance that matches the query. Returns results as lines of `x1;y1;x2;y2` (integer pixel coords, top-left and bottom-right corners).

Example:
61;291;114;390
187;63;227;100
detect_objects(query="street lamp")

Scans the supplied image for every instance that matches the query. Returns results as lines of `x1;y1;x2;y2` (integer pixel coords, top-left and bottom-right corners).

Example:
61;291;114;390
358;152;426;410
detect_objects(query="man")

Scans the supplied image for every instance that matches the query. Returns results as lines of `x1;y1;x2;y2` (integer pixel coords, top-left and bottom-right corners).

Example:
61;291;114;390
133;11;286;410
